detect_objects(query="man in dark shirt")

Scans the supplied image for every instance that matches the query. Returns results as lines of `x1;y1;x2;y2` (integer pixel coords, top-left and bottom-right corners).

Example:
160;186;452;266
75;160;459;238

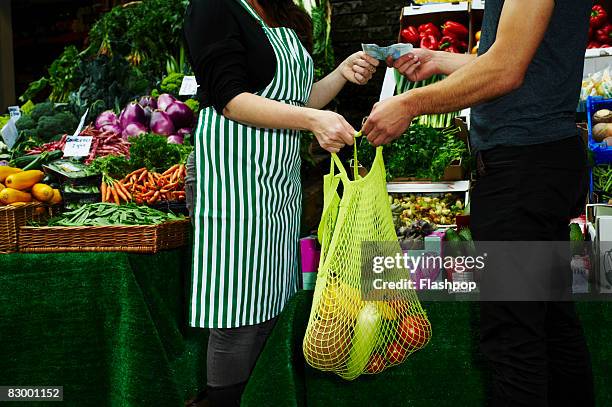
363;1;594;405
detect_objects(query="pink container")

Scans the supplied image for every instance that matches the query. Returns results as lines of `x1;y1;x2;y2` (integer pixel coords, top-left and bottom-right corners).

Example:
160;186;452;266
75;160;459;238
300;237;320;273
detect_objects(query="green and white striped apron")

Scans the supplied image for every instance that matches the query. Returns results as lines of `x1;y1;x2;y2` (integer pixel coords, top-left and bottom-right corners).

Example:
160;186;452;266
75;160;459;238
190;0;314;329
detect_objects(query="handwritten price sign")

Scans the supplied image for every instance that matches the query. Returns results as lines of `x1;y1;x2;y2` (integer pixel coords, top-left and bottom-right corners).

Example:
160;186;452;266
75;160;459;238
63;136;93;157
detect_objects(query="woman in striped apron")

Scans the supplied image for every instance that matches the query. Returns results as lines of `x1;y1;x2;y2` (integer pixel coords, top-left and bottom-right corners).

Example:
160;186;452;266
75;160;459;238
184;0;378;404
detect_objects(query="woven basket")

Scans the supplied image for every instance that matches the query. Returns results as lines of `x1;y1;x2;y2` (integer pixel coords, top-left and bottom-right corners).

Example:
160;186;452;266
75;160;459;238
0;203;54;254
18;219;191;254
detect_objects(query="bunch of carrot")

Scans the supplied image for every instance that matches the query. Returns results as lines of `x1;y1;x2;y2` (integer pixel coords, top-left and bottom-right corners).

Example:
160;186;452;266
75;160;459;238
101;175;132;205
119;164;186;205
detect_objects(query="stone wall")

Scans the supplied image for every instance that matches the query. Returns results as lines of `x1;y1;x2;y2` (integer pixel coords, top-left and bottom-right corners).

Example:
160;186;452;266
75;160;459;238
330;0;406;126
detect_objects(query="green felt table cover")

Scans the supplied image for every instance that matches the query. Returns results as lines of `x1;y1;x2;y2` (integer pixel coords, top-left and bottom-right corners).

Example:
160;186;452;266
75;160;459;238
0;249;208;406
243;291;612;407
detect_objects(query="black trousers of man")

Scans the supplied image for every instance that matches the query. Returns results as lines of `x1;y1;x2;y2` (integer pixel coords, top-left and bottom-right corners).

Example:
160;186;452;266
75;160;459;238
471;136;595;407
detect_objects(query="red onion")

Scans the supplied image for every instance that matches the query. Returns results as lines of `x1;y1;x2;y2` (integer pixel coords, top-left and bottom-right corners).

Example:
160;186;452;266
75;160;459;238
120;102;146;128
95;110;118;130
122;122;147;138
178;128;192;137
157;93;176;111
167;134;184;144
166;101;195;129
149;110;175;136
139;96;157;110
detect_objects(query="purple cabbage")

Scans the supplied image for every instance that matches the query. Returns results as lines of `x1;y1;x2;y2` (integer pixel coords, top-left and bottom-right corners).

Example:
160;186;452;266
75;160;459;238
157;93;176;112
138;96;157;110
100;124;123;134
150;110;175;136
166;101;195;129
95;110;118;130
167;134;184;144
122;122;147;139
120;102;146;128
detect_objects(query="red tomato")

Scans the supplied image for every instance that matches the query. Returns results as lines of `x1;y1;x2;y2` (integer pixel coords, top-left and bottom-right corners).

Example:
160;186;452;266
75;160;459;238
398;315;431;350
365;353;386;374
386;342;407;364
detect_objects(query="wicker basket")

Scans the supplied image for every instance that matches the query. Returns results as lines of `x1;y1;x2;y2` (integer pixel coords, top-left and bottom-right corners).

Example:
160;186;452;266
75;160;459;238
18;219;191;254
0;203;54;254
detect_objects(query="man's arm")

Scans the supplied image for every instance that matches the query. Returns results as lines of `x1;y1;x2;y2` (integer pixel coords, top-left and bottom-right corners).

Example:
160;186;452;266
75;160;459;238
364;0;555;146
388;51;475;82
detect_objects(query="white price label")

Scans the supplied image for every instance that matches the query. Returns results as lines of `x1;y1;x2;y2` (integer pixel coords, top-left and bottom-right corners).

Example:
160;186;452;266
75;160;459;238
179;76;199;96
8;106;21;121
1;118;20;150
63;136;93;157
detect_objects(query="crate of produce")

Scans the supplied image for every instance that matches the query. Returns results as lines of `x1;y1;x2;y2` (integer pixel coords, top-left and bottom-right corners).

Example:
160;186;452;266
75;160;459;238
0;203;52;253
586;96;612;164
18;203;190;254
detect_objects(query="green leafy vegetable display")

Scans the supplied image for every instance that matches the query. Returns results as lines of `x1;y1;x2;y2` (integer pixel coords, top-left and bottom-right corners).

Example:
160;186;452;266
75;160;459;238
127;134;193;172
358;125;468;181
46;202;184;227
15;103;78;143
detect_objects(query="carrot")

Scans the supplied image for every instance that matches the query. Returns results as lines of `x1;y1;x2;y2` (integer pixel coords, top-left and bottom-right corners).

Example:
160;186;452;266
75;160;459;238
163;164;180;176
110;185;120;205
116;182;132;200
101;181;107;203
105;182;112;202
138;170;148;183
115;186;128;202
147;191;160;205
126;168;147;178
142;190;154;199
147;172;155;185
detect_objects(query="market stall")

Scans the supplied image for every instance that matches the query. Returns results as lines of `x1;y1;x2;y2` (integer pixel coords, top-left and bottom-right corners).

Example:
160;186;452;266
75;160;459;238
241;292;612;407
0;248;208;405
1;0;612;405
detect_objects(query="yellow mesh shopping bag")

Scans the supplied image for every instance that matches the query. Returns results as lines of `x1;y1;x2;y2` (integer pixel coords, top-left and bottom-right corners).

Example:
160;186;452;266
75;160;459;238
303;138;432;380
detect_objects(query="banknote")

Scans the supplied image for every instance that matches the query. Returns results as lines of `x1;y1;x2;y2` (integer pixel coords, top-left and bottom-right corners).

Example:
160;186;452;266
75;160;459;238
362;43;413;60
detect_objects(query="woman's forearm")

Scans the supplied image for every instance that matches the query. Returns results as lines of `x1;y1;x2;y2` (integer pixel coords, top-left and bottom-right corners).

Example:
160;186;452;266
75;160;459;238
307;67;347;109
223;92;318;130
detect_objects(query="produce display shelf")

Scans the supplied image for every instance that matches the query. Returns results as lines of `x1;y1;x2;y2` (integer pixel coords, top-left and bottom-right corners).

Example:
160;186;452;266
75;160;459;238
18;219;191;254
586;96;612;164
402;2;469;16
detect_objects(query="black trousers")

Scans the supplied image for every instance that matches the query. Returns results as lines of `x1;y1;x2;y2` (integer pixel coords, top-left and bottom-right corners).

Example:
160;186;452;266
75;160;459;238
471;136;595;406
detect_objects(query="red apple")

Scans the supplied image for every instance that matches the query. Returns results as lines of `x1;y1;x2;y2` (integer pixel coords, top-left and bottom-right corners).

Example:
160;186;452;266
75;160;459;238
386;341;407;364
365;353;386;374
398;315;431;350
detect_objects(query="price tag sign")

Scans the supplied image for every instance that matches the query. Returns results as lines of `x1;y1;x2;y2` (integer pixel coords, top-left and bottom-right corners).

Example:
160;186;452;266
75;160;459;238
1;118;20;150
8;106;21;121
63;136;93;157
179;76;199;96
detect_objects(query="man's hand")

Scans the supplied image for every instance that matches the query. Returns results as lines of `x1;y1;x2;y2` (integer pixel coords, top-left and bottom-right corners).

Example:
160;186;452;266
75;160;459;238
386;48;438;82
363;96;415;146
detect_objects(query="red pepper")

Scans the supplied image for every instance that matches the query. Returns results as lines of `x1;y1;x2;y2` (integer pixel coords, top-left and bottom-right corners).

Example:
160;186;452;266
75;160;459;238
591;5;607;29
442;21;468;39
438;35;457;51
587;40;602;49
420;35;439;50
596;23;612;45
457;40;468;52
446;45;461;54
589;26;593;40
400;26;420;45
418;23;441;39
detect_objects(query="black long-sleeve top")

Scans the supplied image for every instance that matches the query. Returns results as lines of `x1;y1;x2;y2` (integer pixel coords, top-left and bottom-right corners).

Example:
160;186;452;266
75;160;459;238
184;0;277;113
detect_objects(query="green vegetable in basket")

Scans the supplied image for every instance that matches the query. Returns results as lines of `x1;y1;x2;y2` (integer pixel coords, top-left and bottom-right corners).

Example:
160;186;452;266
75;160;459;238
46;202;184;227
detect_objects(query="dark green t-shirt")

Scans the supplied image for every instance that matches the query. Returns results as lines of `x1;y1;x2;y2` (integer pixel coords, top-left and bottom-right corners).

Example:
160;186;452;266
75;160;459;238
470;0;590;152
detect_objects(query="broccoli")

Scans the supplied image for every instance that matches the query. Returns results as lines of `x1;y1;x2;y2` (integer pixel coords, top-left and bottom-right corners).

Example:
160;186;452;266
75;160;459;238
20;100;36;115
30;102;55;121
15;115;36;131
160;73;184;95
185;99;200;113
35;112;78;141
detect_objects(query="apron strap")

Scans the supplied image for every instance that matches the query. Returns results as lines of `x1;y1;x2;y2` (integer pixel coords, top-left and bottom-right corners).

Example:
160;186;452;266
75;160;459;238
236;0;268;27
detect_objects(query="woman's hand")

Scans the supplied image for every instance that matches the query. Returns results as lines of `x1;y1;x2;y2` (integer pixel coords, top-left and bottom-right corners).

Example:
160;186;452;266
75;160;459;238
308;110;356;153
386;48;439;82
340;52;380;85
